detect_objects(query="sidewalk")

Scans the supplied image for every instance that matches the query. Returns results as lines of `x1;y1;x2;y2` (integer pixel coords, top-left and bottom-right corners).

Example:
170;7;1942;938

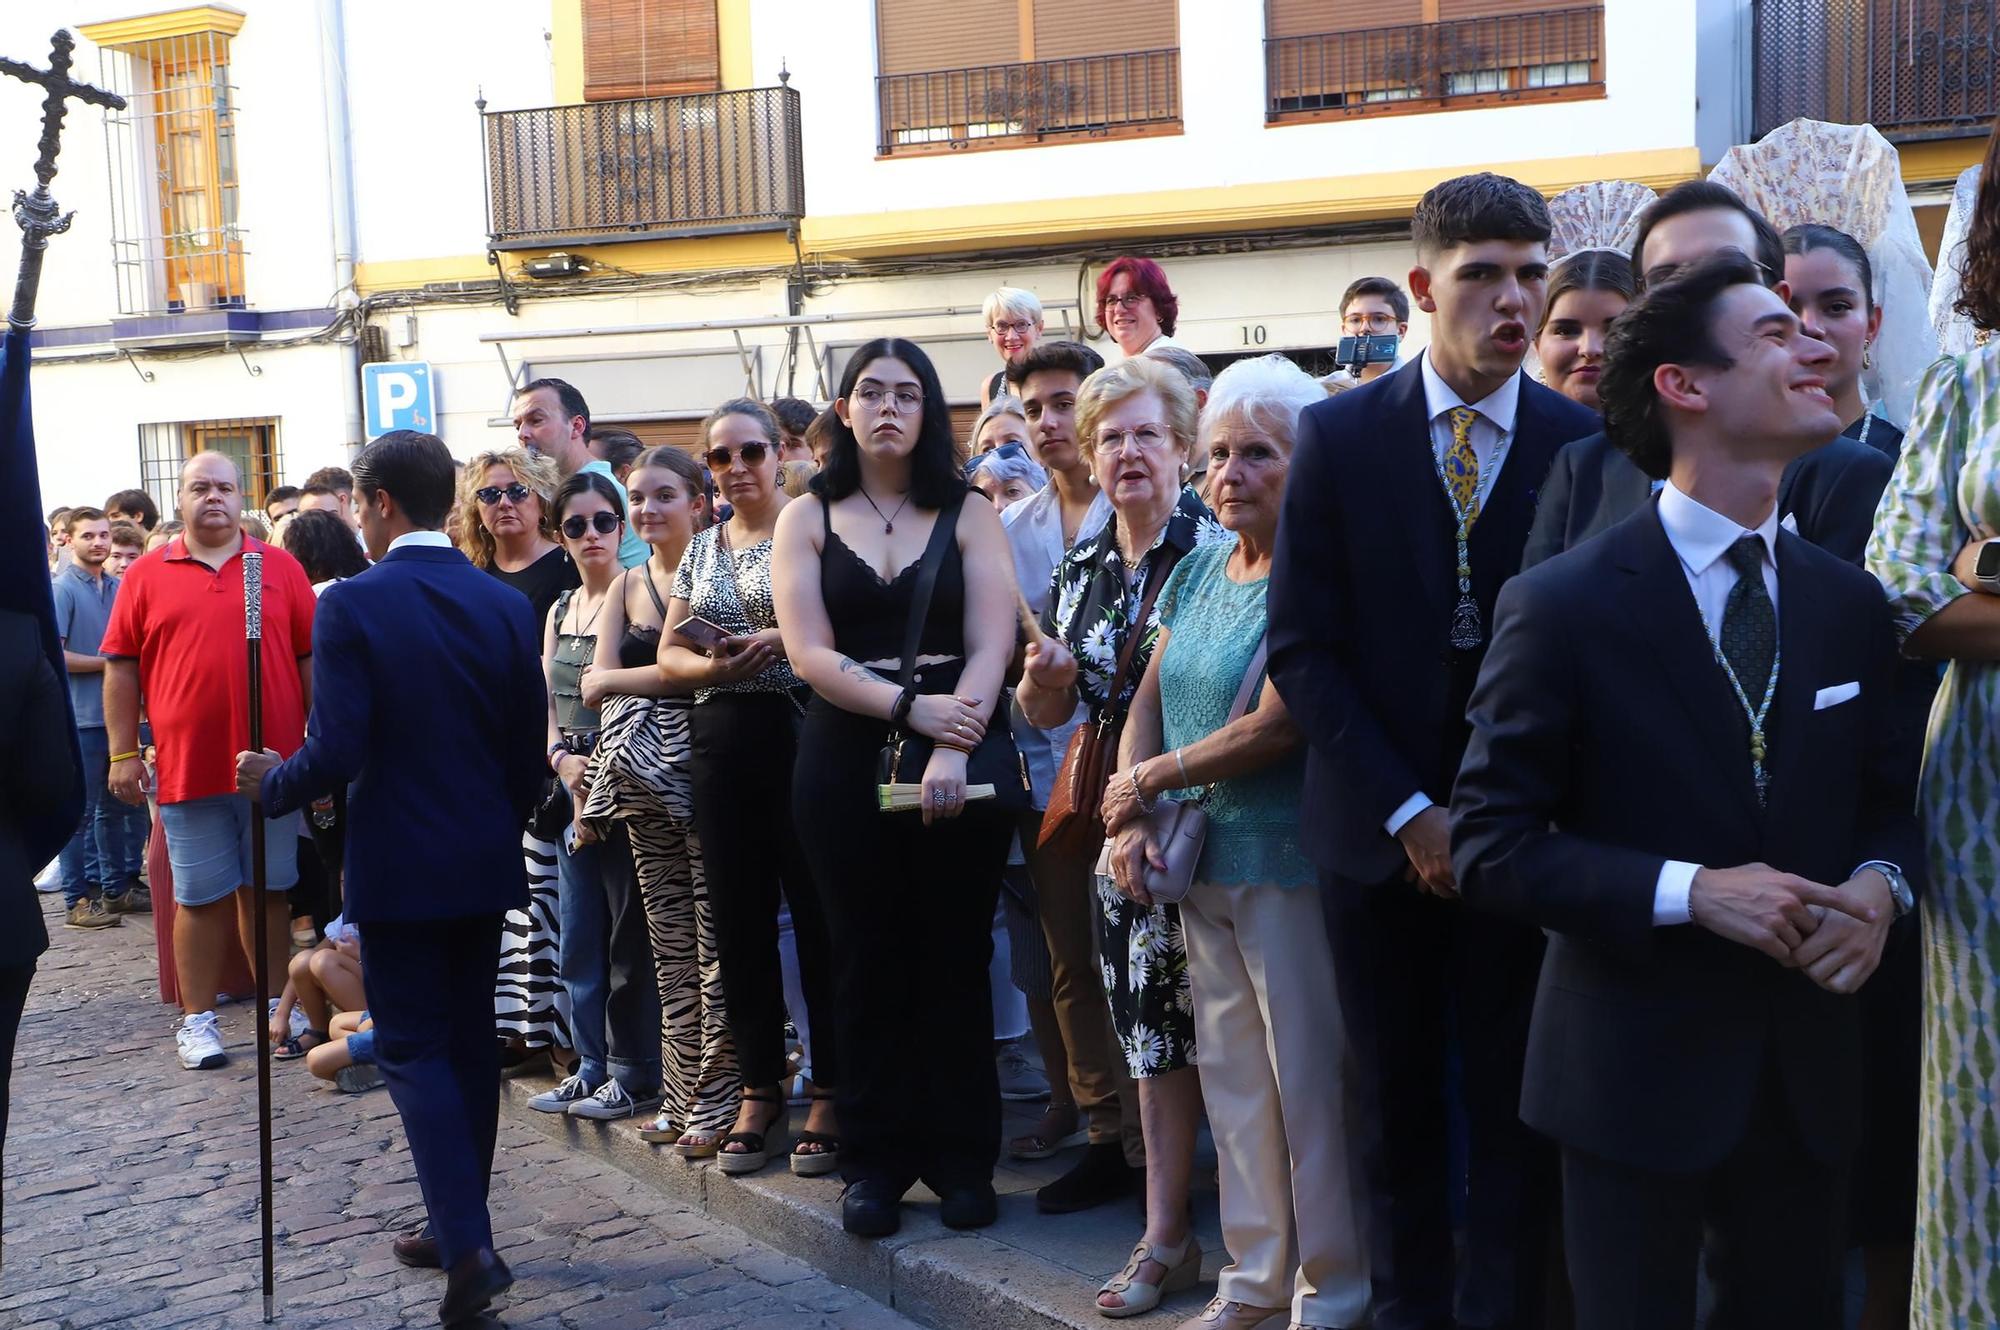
0;895;921;1330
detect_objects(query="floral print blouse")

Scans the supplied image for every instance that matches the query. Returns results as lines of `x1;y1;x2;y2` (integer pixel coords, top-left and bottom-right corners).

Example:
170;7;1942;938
1039;487;1222;723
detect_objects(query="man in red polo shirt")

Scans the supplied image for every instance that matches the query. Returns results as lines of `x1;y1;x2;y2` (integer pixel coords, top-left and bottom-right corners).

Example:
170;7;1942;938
103;452;316;1070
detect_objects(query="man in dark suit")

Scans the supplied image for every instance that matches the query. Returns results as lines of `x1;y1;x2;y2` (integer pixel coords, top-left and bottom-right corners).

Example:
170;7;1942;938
1452;253;1920;1329
1269;173;1599;1330
237;431;544;1328
1522;180;1893;570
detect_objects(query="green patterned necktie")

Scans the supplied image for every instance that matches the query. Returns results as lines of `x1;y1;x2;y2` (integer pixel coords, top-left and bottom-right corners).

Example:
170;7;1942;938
1720;535;1777;791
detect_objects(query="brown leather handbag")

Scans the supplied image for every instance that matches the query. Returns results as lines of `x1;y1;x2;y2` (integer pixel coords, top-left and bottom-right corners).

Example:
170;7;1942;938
1037;555;1180;857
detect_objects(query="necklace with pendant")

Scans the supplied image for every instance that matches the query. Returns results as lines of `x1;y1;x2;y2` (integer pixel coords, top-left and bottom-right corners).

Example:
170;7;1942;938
858;487;912;534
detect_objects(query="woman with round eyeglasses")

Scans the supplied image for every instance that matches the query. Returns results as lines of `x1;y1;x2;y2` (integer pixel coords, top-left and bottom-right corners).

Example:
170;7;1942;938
530;470;665;1125
1097;257;1184;360
981;287;1045;409
658;399;841;1180
456;447;578;1065
1533;250;1634;411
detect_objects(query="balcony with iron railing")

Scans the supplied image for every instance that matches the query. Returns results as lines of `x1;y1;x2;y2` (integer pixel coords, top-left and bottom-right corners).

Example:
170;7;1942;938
876;48;1181;156
1265;6;1605;124
482;85;805;249
1753;0;1997;141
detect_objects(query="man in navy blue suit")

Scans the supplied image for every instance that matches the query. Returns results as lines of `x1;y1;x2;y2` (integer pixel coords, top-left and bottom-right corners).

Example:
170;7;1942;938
1451;253;1918;1328
1269;174;1600;1330
237;431;544;1328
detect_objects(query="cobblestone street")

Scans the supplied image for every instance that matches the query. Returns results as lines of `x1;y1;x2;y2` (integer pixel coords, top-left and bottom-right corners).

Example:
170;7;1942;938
0;894;920;1330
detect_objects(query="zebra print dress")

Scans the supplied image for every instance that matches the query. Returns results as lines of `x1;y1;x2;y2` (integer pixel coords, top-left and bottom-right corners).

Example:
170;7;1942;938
495;832;571;1048
581;654;739;1138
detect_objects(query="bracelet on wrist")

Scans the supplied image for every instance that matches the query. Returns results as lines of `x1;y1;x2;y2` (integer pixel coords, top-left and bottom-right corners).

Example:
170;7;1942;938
109;750;141;764
1173;747;1190;786
936;740;973;755
891;687;916;728
1131;765;1159;814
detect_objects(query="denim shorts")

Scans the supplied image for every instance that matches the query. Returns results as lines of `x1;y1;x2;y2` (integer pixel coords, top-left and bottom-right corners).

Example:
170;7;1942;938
159;794;301;907
346;1027;375;1064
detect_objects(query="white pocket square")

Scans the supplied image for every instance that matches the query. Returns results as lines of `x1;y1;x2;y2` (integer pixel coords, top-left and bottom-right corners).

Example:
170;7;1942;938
1814;681;1861;710
1781;512;1800;534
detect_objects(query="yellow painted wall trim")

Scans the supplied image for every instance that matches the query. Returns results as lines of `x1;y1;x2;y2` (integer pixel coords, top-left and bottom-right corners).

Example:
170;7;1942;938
803;146;1704;259
717;0;753;89
549;0;584;105
356;231;796;296
80;4;246;47
1899;137;1988;188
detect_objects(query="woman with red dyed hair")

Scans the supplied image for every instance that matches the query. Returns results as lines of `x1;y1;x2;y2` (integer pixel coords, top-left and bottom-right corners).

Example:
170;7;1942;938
1096;257;1183;359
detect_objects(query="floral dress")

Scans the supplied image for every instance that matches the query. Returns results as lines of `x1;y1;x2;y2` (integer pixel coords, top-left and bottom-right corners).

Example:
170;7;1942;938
1865;344;2000;1330
1041;486;1223;1078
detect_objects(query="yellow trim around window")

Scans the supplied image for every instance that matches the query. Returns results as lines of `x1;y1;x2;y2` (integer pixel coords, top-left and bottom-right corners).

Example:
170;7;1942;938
78;5;245;47
549;0;585;105
717;0;753;89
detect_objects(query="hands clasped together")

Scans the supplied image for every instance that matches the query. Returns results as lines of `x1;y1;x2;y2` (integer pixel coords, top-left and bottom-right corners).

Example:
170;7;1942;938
1688;862;1893;995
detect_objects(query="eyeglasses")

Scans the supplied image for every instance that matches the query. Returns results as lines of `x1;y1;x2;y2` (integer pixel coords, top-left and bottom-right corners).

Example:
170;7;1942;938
1093;425;1172;455
702;442;769;470
475;483;531;506
852;385;922;410
1102;293;1150;311
1342;312;1400;333
560;511;623;539
990;320;1035;337
964;441;1030;478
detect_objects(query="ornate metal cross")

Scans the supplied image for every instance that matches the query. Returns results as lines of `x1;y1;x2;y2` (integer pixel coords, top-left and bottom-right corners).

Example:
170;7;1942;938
0;30;124;333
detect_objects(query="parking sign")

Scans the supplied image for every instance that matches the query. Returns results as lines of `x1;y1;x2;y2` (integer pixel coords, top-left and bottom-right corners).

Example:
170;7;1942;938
362;362;437;438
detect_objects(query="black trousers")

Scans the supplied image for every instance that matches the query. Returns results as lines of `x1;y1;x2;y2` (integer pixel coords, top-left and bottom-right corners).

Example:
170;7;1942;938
690;691;838;1089
0;960;32;1161
794;684;1011;1193
1322;870;1554;1330
359;914;504;1270
1562;1065;1847;1330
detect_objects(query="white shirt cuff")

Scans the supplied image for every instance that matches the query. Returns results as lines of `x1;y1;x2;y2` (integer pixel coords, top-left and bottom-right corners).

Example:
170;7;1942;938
1654;860;1699;926
1385;793;1432;838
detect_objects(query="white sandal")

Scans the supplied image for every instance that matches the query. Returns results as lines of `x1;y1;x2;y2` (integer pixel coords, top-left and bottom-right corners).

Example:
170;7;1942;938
1097;1234;1202;1318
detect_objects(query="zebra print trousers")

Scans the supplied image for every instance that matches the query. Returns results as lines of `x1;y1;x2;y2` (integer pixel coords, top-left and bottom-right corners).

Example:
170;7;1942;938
626;813;739;1136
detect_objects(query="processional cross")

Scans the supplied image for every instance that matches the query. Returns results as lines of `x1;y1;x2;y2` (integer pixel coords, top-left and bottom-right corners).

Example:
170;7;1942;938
0;30;124;333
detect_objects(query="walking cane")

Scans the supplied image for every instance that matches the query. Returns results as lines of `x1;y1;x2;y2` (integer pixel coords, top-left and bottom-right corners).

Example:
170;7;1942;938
243;550;277;1323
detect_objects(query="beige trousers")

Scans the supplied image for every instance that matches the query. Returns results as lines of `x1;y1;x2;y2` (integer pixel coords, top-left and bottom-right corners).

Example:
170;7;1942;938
1182;878;1370;1326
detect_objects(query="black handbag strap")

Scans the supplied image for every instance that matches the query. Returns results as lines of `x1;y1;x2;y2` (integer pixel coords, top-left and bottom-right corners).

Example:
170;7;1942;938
897;497;966;691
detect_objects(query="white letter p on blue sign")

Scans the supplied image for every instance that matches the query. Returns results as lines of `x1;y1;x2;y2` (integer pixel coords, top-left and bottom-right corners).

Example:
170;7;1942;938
362;362;436;438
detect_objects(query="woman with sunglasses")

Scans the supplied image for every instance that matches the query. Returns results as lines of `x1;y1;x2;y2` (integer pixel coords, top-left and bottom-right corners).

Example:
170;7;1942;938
456;447;577;1067
658;399;840;1179
772;337;1021;1238
529;471;663;1124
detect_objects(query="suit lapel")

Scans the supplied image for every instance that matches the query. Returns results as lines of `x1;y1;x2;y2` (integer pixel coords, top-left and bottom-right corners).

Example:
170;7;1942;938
1761;532;1820;823
1615;511;1765;832
1378;366;1455;613
1472;375;1558;575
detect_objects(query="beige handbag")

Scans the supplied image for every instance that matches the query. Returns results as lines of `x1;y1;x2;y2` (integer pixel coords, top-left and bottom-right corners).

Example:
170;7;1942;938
1098;637;1268;905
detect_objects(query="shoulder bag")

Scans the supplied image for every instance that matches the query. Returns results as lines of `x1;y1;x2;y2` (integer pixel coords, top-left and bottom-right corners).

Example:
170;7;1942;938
1095;636;1268;905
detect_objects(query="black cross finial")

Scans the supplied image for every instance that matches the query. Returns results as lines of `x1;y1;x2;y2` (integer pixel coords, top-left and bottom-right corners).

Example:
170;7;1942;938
0;30;124;193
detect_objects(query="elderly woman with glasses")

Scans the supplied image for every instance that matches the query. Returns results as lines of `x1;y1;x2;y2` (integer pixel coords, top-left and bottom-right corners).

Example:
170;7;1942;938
1101;356;1369;1330
966;397;1049;506
1016;356;1221;1318
981;287;1045;409
456;447;578;1066
1097;257;1184;361
657;399;841;1179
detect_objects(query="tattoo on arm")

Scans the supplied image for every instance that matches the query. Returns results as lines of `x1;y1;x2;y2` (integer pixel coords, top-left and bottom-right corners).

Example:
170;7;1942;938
837;656;894;687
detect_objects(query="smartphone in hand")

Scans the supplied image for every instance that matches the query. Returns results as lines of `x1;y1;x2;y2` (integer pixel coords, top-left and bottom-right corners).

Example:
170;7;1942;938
674;614;733;655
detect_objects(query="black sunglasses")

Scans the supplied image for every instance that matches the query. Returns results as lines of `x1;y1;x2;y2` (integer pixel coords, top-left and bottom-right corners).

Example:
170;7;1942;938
560;511;622;539
964;440;1030;478
475;483;531;506
702;442;769;471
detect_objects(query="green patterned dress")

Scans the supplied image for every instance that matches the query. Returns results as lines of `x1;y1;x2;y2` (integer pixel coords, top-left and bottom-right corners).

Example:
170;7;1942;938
1867;343;2000;1329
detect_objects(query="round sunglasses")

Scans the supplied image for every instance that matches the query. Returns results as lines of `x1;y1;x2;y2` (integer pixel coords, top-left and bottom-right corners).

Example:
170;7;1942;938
702;441;769;471
560;510;623;540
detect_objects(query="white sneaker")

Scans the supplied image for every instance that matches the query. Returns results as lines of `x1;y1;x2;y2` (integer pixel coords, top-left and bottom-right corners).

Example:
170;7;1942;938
177;1011;227;1070
527;1073;595;1113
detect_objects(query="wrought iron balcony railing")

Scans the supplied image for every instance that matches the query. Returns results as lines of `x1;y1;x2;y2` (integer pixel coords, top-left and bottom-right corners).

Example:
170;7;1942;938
1265;6;1604;122
876;49;1181;155
1752;0;1998;142
483;85;804;248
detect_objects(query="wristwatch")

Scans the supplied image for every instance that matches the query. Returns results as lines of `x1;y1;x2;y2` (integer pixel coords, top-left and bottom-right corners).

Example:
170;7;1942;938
1977;538;2000;595
1858;861;1914;918
548;741;571;771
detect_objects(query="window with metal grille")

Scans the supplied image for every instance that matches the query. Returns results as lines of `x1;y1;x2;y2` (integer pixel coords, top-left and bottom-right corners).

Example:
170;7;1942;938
94;28;248;315
138;417;284;512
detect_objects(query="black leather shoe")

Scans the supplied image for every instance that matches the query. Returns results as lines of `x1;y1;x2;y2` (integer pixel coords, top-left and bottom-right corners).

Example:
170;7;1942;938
841;1180;903;1238
438;1247;512;1327
1035;1141;1136;1214
392;1227;441;1269
938;1183;997;1230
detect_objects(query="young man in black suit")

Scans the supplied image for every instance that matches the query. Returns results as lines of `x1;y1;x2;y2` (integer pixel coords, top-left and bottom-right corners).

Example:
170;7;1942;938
1451;253;1920;1329
1522;180;1893;569
1269;173;1599;1330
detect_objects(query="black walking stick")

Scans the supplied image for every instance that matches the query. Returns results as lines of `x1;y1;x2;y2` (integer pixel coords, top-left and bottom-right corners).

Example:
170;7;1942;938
244;549;277;1323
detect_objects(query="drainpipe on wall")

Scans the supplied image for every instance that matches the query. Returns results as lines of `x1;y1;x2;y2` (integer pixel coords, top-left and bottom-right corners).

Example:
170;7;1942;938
319;0;365;460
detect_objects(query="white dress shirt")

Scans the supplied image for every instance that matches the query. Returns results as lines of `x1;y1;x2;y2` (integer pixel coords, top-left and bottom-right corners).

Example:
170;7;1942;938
1651;481;1780;924
386;529;452;554
1384;354;1526;838
1002;480;1112;809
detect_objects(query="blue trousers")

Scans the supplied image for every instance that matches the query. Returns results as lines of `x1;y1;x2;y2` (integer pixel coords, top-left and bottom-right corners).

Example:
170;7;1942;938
59;726;146;906
555;824;659;1093
359;914;504;1270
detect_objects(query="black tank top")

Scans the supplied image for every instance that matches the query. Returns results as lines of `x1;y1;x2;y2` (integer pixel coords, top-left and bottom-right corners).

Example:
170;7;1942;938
618;563;669;669
818;496;965;663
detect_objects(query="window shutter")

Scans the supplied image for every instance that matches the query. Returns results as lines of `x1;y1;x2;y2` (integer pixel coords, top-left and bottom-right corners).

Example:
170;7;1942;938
1266;0;1424;37
583;0;721;100
1031;0;1176;57
877;0;1018;75
1439;0;1586;18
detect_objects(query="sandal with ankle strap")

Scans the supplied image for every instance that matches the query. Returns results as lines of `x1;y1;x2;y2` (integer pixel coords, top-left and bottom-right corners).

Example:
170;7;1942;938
1097;1234;1203;1319
716;1090;785;1177
790;1090;840;1178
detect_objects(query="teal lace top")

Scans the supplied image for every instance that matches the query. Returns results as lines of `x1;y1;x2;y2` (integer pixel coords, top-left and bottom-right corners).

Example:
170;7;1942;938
1155;536;1309;889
